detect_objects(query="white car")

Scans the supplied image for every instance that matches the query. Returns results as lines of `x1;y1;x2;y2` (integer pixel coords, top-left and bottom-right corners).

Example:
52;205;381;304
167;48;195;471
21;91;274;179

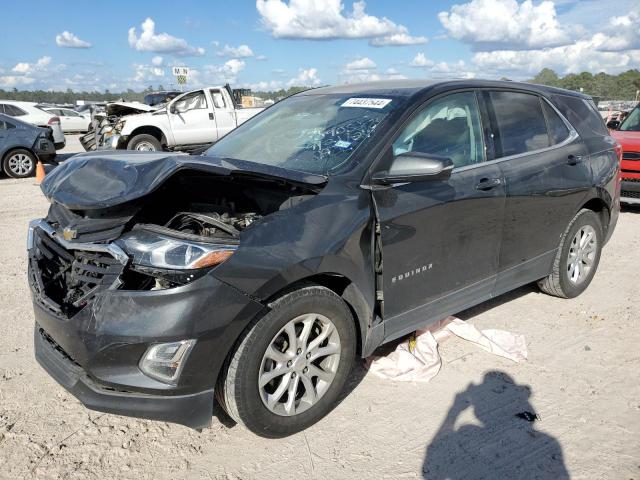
0;100;65;149
103;86;264;152
43;107;91;133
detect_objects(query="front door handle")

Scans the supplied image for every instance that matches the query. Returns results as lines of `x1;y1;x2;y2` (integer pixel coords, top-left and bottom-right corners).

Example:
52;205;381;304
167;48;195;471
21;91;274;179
209;112;214;120
567;154;583;165
475;177;502;191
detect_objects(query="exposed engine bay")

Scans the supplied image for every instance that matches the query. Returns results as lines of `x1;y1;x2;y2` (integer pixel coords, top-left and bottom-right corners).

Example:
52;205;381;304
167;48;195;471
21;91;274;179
32;169;319;315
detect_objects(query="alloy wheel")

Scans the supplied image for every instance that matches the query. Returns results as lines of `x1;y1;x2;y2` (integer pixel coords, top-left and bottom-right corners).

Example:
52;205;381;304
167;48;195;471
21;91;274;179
258;313;341;416
8;153;34;176
134;141;157;151
567;225;597;285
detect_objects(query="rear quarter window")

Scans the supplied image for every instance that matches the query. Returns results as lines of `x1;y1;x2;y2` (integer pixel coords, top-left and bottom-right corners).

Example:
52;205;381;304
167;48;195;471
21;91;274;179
541;101;570;145
551;94;608;138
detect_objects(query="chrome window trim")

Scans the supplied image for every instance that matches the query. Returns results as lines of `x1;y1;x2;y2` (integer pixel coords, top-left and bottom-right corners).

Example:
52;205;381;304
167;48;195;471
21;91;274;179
27;218;129;265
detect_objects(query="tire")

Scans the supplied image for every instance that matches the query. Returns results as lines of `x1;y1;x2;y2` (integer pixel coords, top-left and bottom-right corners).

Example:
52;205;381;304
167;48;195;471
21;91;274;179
2;149;36;178
538;209;603;298
126;134;162;152
217;286;356;438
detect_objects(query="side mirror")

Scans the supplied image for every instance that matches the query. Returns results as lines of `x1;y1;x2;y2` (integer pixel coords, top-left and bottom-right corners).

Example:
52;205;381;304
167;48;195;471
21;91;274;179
169;103;177;114
372;152;453;185
606;120;620;130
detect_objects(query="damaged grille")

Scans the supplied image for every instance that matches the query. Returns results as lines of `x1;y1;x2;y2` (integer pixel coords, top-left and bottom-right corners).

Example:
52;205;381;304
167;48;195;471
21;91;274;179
30;227;125;316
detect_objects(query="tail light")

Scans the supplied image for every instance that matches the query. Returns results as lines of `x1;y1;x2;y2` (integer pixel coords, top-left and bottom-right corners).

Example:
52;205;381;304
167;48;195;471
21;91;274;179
47;116;60;125
614;142;623;163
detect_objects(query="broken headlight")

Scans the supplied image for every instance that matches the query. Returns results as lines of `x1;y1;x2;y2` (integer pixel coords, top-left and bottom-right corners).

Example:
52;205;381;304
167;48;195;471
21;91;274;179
117;228;237;270
114;119;125;133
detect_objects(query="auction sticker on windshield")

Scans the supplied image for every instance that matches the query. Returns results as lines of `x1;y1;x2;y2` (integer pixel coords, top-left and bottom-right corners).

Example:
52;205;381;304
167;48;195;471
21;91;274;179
341;98;392;109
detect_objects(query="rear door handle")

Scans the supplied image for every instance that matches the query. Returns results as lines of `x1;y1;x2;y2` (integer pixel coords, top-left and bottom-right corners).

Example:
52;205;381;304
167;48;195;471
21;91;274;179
475;177;502;191
567;154;583;165
209;112;214;120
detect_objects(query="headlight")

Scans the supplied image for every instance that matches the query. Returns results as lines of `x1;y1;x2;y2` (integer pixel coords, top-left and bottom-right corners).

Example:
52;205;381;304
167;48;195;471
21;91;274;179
139;339;196;384
114;119;125;133
116;227;237;270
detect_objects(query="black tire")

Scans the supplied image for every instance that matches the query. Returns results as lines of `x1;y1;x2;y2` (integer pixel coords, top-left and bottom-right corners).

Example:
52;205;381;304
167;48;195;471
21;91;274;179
126;134;162;151
217;286;356;438
538;209;603;298
2;149;37;178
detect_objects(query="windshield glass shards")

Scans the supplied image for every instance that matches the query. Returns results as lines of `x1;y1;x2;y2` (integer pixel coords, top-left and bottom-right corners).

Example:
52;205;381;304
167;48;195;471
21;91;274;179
205;94;403;175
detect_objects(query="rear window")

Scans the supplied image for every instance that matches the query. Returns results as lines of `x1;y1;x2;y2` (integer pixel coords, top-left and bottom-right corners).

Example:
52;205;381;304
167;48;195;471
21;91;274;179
4;105;27;116
551;95;608;138
488;91;550;157
541;101;570;145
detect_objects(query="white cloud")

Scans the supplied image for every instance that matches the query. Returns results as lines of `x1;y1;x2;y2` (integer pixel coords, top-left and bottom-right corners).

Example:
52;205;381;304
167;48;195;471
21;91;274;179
345;57;376;70
370;32;427;47
438;0;569;49
472;42;640;76
598;9;640;51
256;54;268;61
217;44;254;57
256;0;425;47
151;56;164;66
0;76;35;88
55;31;92;48
11;56;52;75
132;63;165;83
287;67;321;86
409;53;475;78
201;59;247;84
128;18;205;56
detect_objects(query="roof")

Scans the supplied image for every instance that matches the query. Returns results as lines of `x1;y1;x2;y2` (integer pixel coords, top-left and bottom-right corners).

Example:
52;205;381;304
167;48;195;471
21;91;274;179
299;79;590;100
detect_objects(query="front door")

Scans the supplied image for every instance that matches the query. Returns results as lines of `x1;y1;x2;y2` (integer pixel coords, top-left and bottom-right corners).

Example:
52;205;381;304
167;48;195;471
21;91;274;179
371;91;506;339
168;90;217;145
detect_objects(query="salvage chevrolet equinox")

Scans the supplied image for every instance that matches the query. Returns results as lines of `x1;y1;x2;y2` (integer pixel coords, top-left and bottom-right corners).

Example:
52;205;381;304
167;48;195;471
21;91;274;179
29;80;621;437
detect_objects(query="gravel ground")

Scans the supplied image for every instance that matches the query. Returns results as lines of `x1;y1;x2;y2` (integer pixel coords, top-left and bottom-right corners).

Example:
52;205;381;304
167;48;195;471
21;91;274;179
0;140;638;479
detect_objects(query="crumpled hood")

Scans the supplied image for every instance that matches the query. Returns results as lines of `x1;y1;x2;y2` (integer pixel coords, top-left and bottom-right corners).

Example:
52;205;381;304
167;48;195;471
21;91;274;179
41;150;327;210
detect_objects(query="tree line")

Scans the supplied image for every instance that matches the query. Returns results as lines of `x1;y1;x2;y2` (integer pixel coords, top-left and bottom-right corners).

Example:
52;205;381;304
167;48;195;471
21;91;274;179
1;70;639;105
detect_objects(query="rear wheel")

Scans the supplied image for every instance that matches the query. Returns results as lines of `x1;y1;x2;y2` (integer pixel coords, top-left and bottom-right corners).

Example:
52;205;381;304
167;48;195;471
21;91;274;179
538;209;603;298
126;134;162;151
3;149;36;178
217;286;356;437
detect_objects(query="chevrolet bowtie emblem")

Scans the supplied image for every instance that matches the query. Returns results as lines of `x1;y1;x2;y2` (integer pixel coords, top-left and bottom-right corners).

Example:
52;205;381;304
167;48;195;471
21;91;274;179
62;227;77;241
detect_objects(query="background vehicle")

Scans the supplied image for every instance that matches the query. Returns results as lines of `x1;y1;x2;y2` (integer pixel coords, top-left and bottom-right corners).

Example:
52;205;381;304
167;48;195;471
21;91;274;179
29;80;619;437
608;104;640;204
103;85;264;152
0;113;56;178
0;100;65;149
42;107;91;133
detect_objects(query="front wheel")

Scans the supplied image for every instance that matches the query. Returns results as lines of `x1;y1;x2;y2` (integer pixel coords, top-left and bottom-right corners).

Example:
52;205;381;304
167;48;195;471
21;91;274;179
126;134;162;151
538;209;603;298
217;286;356;437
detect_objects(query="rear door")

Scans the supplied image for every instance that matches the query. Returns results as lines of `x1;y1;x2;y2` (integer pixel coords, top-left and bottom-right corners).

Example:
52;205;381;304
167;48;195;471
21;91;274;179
481;90;590;293
168;90;217;145
209;88;237;138
372;91;506;339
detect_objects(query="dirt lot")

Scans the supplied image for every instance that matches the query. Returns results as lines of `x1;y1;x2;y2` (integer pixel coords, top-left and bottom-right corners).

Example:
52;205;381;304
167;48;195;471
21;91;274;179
0;143;638;479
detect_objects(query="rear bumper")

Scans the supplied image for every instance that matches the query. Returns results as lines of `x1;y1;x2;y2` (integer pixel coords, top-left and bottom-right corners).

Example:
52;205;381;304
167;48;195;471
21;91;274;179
621;178;640;204
35;326;215;429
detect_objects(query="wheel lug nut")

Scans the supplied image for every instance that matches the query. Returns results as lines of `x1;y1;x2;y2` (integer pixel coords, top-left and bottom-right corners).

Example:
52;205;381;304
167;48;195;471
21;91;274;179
291;372;297;378
287;360;292;367
296;348;302;354
303;367;308;374
306;352;311;359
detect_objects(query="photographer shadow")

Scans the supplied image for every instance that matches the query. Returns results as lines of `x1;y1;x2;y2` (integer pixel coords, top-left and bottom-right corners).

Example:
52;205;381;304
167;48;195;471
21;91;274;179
422;371;569;479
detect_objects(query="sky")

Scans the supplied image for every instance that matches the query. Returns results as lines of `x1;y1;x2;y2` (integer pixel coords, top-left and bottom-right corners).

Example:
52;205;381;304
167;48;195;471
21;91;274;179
0;0;638;92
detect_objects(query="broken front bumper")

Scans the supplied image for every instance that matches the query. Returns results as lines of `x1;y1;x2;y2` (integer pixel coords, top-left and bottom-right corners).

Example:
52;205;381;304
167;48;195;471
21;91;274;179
28;220;265;429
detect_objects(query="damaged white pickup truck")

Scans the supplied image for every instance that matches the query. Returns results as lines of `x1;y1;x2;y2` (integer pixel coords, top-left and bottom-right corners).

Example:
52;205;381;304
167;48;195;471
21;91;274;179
93;86;264;152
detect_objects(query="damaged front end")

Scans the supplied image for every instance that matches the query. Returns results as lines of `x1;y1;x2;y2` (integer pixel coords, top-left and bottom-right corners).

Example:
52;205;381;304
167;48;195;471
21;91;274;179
28;152;323;428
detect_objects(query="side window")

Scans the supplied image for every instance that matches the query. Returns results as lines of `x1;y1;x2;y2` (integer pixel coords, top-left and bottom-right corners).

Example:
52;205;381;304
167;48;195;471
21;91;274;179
64;109;80;117
489;91;549;157
392;91;485;168
0;104;6;114
6;105;27;116
0;120;16;130
541;101;570;145
551;94;608;138
210;90;226;109
173;91;208;112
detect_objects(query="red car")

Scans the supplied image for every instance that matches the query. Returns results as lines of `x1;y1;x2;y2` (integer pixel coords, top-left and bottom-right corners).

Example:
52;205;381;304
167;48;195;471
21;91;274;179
609;105;640;205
